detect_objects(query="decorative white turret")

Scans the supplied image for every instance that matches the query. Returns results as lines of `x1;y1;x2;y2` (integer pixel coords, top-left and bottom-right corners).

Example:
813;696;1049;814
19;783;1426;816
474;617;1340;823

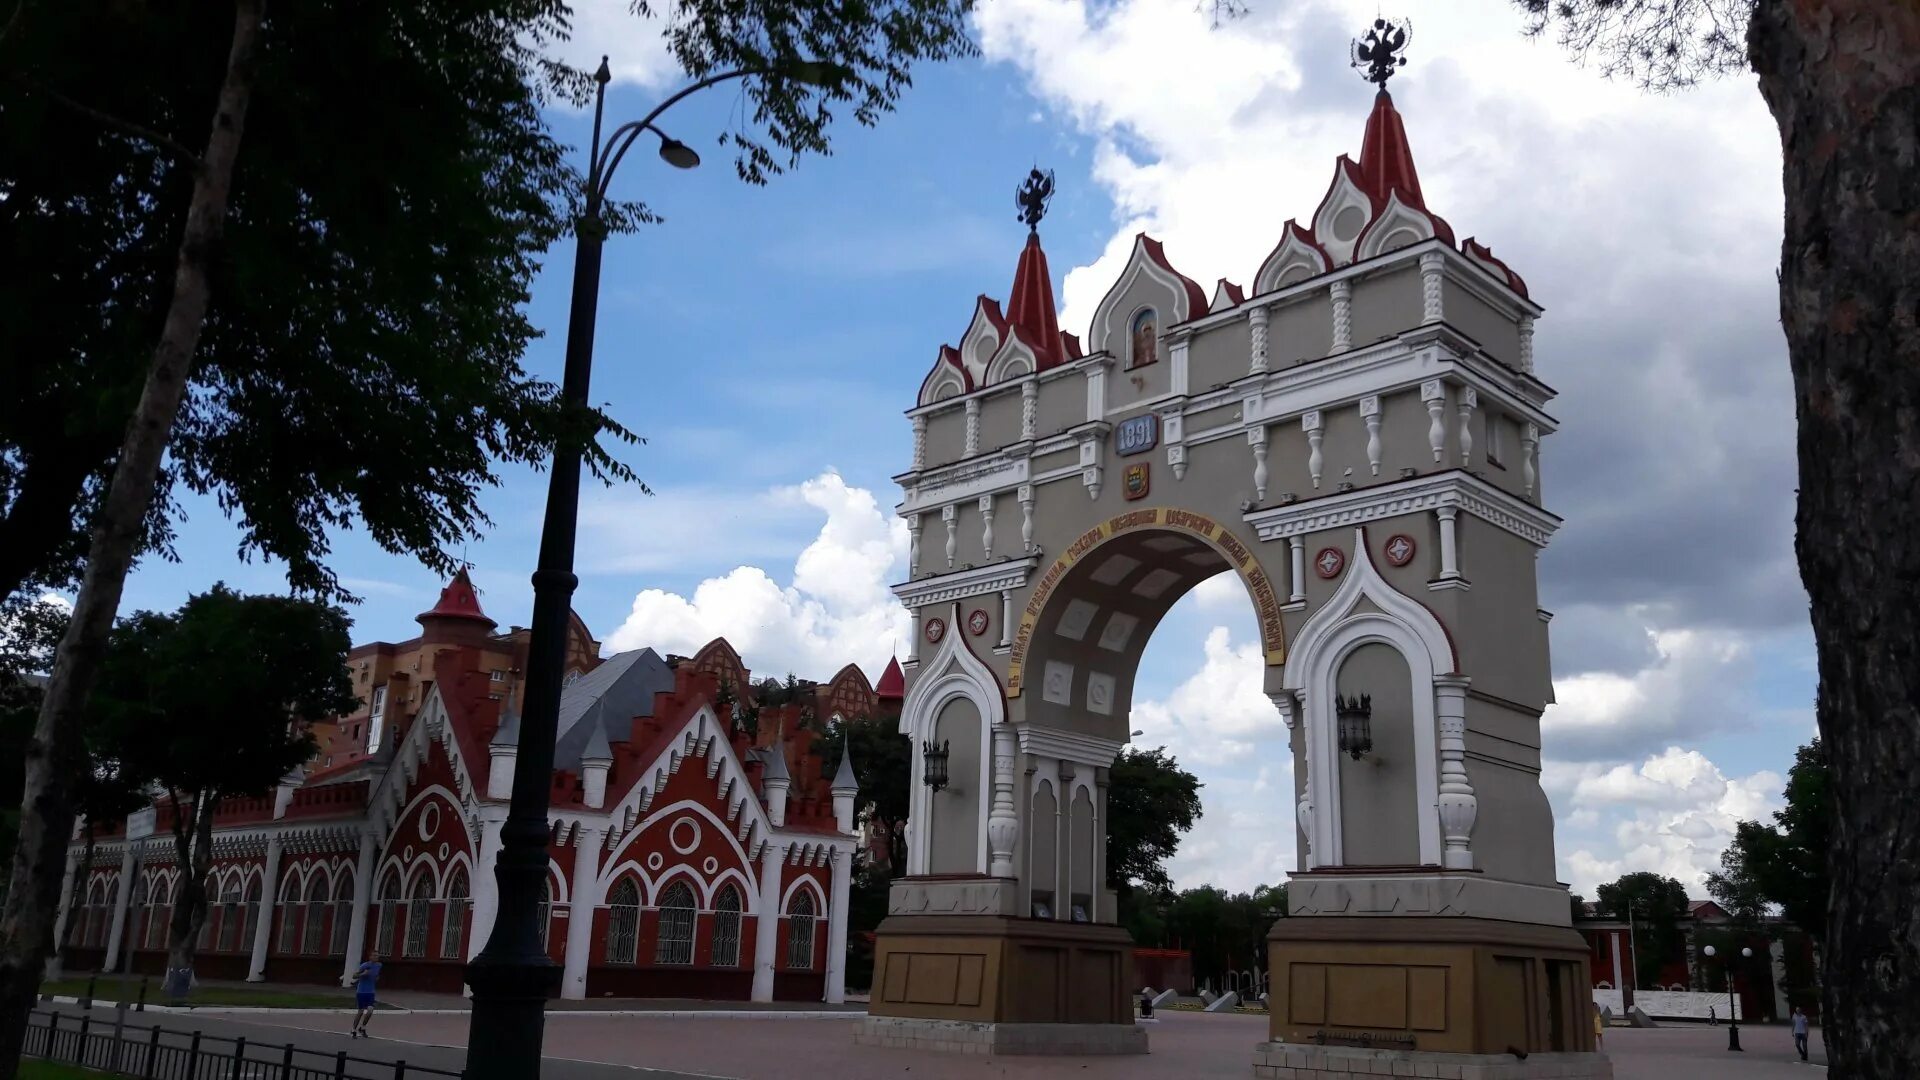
760;745;791;828
488;708;520;800
580;724;613;809
830;746;859;835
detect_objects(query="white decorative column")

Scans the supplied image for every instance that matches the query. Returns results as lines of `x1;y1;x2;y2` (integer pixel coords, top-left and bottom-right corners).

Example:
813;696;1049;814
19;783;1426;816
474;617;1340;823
941;504;958;569
1521;422;1540;500
1017;484;1035;551
1079;435;1103;501
1420;251;1445;324
906;607;920;664
1084;357;1108;423
1249;426;1270;503
907;513;922;577
561;824;604;999
824;847;853;1004
751;843;788;1003
1020;380;1037;440
1287;537;1306;605
1164;410;1188;481
1435;505;1463;584
978;494;995;558
1052;762;1069;919
466;815;505;961
1249;305;1270;374
911;415;927;470
1433;677;1476;869
50;846;81;975
1302;411;1324;489
1359;395;1383;476
1091;769;1110;923
987;724;1019;879
1518;315;1536;375
247;835;283;981
1330;279;1352;352
340;830;377;985
1457;386;1477;466
998;590;1014;649
1422;379;1446;462
102;845;136;971
964;398;981;456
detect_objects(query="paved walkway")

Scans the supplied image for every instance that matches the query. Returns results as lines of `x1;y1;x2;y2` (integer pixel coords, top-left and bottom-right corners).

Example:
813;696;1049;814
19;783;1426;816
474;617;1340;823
40;1003;1831;1078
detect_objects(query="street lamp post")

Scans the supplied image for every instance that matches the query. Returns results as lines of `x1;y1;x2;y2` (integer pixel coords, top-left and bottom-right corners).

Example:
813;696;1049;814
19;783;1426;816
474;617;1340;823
1701;944;1752;1052
462;55;839;1080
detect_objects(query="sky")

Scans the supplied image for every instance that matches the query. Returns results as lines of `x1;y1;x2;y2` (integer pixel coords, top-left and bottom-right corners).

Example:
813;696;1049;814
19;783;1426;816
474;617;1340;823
106;0;1813;902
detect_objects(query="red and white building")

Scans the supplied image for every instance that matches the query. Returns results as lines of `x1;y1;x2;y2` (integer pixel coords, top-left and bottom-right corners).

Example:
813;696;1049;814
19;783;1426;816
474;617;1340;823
56;574;899;1003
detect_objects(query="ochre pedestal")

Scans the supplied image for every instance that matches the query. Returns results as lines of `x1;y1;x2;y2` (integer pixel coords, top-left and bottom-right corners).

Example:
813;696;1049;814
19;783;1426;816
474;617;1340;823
860;914;1145;1054
1265;915;1605;1069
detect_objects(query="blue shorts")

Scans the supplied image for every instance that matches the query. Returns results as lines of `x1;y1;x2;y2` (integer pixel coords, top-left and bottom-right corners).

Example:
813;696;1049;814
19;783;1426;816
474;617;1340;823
356;991;375;1010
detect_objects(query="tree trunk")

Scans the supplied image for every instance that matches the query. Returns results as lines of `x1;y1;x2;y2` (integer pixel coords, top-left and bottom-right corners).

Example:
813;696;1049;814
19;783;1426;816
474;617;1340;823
0;4;264;1075
163;797;215;995
1749;3;1920;1077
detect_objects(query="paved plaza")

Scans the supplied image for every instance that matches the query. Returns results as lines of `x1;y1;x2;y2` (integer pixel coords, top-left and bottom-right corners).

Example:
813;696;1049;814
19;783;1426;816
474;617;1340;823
46;1003;1829;1079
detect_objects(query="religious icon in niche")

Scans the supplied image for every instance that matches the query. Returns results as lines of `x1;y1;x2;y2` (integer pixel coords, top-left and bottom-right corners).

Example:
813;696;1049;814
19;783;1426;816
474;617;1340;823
1129;307;1158;369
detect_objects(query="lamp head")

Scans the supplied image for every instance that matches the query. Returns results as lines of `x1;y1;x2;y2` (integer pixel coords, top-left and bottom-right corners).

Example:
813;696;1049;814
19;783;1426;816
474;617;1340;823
1741;947;1753;958
1703;945;1717;958
657;134;701;170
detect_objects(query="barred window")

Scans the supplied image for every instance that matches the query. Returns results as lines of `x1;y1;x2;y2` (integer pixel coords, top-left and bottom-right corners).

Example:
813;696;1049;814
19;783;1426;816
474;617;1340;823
376;872;401;956
277;872;303;954
441;869;470;959
403;877;433;958
605;878;640;964
330;873;354;956
302;876;328;955
654;881;696;966
785;890;817;971
710;886;743;967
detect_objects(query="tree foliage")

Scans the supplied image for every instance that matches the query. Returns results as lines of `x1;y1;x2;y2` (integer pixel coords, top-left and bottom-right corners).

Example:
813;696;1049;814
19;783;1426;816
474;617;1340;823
1514;0;1753;91
1106;746;1203;896
1708;738;1830;940
1127;883;1286;994
811;713;912;876
1595;871;1691;990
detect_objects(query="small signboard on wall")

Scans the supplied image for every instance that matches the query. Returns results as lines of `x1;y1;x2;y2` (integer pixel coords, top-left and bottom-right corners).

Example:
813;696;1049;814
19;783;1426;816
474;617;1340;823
1116;413;1158;456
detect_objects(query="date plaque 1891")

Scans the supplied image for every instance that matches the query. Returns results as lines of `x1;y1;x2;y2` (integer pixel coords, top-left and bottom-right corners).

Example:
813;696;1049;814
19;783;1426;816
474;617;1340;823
1116;413;1157;456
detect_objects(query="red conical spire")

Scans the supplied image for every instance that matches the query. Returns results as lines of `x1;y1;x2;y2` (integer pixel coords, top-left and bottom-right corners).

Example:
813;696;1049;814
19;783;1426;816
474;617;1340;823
1358;90;1423;209
417;568;497;629
875;656;906;701
1006;232;1063;369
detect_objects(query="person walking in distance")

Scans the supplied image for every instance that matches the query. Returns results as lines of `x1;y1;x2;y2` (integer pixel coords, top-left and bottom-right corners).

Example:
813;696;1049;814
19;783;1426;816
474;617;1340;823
1792;1006;1810;1062
350;951;383;1038
1591;1003;1605;1051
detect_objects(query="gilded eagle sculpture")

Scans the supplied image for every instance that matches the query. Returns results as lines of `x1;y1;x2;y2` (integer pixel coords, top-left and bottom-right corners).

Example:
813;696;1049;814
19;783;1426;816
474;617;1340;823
1016;168;1055;233
1352;17;1411;89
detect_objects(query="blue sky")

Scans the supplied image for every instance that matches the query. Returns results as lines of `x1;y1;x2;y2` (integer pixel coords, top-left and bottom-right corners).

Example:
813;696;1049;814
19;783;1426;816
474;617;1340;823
108;0;1816;898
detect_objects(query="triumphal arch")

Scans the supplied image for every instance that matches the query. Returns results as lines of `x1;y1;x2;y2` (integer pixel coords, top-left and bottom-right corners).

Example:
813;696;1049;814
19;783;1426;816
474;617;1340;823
860;24;1607;1079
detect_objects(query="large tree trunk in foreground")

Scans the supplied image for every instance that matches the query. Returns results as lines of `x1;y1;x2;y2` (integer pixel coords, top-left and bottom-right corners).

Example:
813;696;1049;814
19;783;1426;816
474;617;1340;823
163;799;215;995
0;4;264;1075
1750;3;1920;1077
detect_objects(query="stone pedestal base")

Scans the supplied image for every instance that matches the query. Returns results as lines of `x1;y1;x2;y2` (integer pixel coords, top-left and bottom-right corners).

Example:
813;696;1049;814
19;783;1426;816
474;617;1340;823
1254;1042;1612;1079
869;914;1134;1028
1268;916;1597;1056
857;1016;1148;1056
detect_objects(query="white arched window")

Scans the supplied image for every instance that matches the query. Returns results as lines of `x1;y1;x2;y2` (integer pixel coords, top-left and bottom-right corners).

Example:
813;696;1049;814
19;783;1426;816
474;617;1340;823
277;872;304;954
302;874;329;955
785;890;818;971
403;875;433;958
375;872;401;956
330;872;355;956
605;878;640;964
711;885;743;967
241;877;262;952
441;868;470;959
653;881;696;966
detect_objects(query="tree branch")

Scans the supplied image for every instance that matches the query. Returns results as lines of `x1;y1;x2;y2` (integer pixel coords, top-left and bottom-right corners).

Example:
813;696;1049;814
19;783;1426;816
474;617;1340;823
12;74;204;169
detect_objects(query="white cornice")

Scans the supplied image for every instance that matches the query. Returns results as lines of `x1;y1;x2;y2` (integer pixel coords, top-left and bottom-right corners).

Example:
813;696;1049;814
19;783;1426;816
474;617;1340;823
1016;726;1126;768
1244;470;1562;548
893;557;1039;609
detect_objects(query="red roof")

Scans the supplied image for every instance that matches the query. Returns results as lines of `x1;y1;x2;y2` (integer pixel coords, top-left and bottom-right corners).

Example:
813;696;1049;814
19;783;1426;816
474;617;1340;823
875;656;905;700
1006;233;1064;370
1358;90;1423;209
416;569;497;629
1137;235;1209;317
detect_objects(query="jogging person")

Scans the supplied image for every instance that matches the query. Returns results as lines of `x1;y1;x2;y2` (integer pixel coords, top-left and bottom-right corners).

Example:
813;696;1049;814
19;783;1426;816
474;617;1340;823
351;951;383;1038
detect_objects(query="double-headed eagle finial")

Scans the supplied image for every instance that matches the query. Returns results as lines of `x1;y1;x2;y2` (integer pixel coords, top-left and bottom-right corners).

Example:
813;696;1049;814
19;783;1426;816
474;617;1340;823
1352;17;1411;90
1016;167;1055;234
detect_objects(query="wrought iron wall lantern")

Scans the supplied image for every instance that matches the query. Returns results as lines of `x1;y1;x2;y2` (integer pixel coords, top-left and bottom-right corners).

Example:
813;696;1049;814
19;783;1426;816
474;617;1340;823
922;739;951;792
1336;694;1374;760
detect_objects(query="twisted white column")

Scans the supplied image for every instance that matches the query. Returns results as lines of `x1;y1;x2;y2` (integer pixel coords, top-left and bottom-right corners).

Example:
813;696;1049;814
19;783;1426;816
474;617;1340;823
1434;677;1476;869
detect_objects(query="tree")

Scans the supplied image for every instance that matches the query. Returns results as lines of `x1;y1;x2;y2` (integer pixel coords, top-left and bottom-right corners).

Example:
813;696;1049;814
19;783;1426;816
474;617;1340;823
1106;746;1203;896
1595;872;1691;991
1521;3;1919;1073
811;714;913;876
1709;739;1831;940
94;586;355;992
2;0;972;1063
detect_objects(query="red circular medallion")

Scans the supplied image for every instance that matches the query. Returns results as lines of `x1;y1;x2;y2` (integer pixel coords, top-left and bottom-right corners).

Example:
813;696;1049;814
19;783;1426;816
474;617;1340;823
924;618;946;644
1384;534;1417;567
1314;546;1346;579
967;609;991;636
